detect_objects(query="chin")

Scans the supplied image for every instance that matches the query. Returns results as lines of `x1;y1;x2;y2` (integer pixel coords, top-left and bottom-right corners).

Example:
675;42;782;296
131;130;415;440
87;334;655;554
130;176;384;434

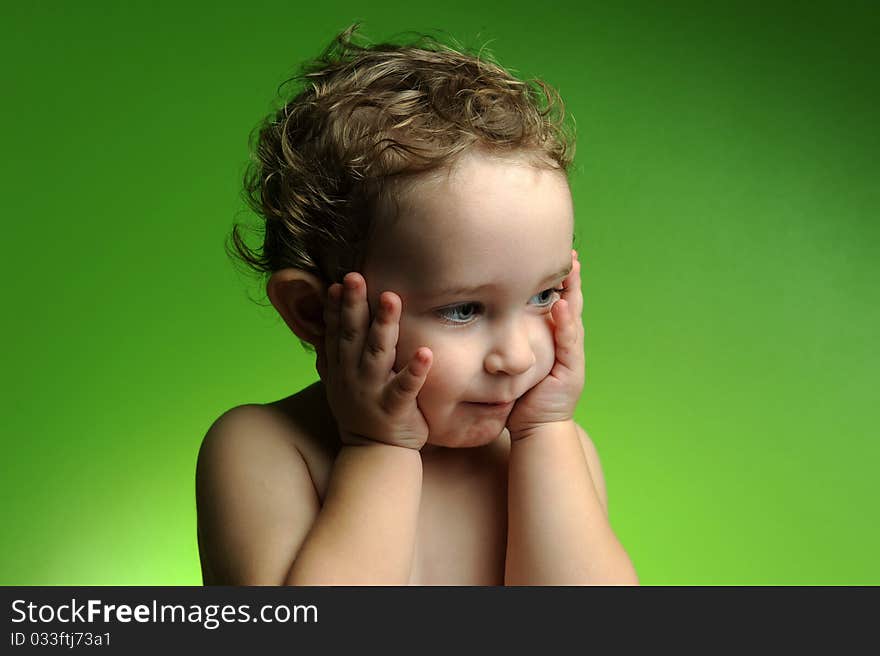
425;417;508;448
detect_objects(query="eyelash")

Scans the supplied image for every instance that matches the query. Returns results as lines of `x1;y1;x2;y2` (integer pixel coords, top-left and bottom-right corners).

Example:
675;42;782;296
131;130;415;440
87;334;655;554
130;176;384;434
436;287;565;326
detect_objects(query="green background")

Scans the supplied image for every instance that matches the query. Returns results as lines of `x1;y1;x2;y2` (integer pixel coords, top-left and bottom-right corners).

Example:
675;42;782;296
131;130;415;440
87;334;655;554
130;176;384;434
2;1;877;585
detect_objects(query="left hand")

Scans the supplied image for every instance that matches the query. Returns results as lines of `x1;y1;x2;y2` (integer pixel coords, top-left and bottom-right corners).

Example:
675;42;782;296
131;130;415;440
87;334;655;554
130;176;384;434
507;249;585;440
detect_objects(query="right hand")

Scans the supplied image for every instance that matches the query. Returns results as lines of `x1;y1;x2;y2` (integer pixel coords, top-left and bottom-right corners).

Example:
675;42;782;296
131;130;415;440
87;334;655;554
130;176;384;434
315;272;434;450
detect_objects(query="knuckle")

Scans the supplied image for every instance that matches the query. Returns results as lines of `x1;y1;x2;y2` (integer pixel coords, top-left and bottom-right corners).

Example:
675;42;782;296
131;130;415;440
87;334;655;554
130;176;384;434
377;310;395;326
365;339;385;358
339;326;358;342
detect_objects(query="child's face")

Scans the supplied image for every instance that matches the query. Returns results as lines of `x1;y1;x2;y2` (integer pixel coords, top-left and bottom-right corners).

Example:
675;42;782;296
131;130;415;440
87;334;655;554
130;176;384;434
361;150;575;448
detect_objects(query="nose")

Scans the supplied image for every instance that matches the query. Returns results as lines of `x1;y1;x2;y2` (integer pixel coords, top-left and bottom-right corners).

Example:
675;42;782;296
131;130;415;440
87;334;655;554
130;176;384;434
483;317;536;376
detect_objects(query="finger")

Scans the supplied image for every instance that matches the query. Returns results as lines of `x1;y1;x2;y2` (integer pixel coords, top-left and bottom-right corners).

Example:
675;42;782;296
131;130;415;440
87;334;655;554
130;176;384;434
323;283;342;366
315;347;328;380
382;347;432;414
338;272;370;370
564;251;584;329
551;299;582;371
360;291;400;380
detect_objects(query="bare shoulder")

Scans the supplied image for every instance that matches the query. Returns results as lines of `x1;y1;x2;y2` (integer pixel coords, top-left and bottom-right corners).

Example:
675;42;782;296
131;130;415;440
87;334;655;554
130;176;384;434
195;399;323;585
574;422;609;516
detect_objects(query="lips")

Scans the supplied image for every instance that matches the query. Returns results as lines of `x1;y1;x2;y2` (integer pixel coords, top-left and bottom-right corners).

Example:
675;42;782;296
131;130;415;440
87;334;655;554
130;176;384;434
467;400;515;411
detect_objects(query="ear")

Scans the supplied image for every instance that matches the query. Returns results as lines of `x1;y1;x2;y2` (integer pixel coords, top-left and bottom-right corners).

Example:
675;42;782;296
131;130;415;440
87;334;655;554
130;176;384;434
266;268;327;349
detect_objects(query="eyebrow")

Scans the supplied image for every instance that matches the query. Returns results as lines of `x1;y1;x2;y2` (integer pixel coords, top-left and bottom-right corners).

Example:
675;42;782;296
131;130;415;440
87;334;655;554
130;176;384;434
421;262;573;299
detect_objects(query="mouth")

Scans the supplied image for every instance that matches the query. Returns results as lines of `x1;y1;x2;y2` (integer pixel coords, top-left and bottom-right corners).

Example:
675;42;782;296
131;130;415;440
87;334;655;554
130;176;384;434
466;400;515;412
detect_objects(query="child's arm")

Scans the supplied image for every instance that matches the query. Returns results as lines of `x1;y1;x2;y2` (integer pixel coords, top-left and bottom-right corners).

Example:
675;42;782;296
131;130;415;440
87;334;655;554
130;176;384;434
504;251;638;585
506;420;637;584
286;442;422;584
289;274;435;584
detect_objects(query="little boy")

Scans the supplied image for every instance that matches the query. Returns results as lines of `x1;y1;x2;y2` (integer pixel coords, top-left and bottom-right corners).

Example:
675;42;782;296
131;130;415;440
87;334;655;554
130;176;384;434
196;24;638;585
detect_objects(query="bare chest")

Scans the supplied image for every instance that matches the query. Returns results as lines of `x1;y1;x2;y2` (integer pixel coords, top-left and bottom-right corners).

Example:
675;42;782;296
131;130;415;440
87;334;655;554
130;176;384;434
409;458;508;585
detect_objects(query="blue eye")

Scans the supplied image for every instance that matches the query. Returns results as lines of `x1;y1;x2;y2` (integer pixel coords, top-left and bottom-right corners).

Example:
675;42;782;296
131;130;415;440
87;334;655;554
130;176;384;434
530;287;564;307
437;303;480;325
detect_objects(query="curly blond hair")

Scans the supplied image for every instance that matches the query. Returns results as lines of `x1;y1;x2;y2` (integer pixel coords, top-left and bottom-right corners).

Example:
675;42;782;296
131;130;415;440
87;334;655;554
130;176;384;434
230;22;575;298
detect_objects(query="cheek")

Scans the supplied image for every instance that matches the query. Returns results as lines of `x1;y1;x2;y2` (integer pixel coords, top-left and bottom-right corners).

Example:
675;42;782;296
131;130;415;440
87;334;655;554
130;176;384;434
533;317;557;375
419;340;475;403
393;320;473;401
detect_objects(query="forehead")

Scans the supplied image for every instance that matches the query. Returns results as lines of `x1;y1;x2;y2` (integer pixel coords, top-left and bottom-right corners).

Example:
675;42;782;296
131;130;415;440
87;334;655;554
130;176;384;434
364;153;574;291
